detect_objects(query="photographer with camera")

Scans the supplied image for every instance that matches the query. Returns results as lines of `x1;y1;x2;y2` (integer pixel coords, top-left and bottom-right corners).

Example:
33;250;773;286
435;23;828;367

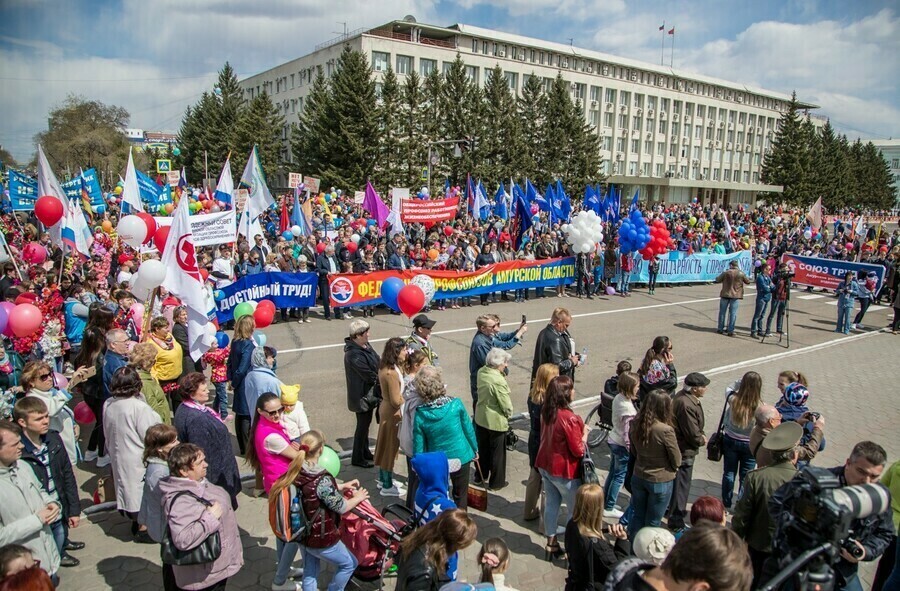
765;263;793;337
750;405;825;469
764;441;894;591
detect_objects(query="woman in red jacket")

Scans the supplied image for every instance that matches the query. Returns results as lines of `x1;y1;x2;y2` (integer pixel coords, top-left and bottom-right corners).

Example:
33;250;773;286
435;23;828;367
535;376;589;561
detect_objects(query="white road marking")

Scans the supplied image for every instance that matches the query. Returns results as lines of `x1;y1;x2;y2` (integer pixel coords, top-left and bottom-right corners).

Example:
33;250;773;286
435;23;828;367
276;295;725;354
798;294;827;300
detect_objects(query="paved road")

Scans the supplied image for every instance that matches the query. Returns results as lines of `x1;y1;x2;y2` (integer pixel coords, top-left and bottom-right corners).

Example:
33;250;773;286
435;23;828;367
62;282;899;590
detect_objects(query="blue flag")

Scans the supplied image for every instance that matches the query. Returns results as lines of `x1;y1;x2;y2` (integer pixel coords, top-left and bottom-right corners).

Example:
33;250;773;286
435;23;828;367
493;183;509;220
525;178;540;205
511;186;533;250
476;180;490;221
552;179;571;223
290;186;311;236
584;185;601;216
466;174;477;215
443;178;451;195
630;188;640;212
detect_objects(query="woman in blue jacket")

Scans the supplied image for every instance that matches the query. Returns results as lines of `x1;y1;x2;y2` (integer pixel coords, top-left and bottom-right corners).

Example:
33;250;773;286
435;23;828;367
835;271;861;334
227;315;257;454
750;264;774;338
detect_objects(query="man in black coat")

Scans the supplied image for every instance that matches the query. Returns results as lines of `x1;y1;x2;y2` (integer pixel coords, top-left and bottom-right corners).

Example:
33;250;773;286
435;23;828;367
343;319;380;468
531;307;580;382
316;244;343;320
15;397;84;567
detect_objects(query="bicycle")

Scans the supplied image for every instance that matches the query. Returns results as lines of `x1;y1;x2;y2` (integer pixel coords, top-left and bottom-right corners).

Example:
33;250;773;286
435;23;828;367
584;391;615;449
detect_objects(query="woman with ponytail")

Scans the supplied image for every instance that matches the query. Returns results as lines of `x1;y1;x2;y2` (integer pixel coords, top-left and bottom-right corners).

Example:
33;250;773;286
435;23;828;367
477;538;518;590
396;509;477;590
638;336;677;399
269;430;369;591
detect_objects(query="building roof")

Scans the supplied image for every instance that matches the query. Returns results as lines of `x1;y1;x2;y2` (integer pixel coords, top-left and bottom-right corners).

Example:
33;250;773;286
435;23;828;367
870;139;900;147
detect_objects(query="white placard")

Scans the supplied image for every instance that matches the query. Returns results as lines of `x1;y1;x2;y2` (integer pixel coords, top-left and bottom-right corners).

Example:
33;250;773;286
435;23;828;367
153;210;236;246
288;173;303;189
305;176;320;194
167;171;181;186
233;188;249;211
392;188;409;212
354;191;365;204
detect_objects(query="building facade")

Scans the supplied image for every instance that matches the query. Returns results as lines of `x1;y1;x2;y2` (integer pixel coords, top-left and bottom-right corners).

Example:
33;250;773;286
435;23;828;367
240;18;821;206
871;139;900;210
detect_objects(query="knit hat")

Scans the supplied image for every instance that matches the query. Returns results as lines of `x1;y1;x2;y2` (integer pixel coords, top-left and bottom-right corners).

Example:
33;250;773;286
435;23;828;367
632;527;676;565
280;384;301;405
782;382;809;406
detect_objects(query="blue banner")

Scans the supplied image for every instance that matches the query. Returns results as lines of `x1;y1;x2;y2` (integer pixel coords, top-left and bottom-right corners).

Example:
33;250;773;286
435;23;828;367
7;169;37;210
627;250;752;283
136;169;173;207
60;168;104;209
214;272;318;323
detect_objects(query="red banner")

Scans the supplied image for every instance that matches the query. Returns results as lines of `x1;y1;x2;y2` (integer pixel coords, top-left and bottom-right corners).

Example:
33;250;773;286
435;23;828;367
400;197;460;222
327;257;576;308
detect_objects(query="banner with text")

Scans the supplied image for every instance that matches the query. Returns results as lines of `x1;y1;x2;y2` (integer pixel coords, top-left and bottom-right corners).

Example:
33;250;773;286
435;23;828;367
627;250;753;283
400;196;460;222
60;168;104;210
328;256;575;307
780;253;885;292
154;210;236;247
214;271;318;323
7;170;37;210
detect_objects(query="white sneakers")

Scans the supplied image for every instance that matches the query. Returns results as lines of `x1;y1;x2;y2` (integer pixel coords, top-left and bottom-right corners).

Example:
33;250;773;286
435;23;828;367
271;582;300;591
605;507;625;519
83;450;98;462
96;455;111;468
380;484;406;497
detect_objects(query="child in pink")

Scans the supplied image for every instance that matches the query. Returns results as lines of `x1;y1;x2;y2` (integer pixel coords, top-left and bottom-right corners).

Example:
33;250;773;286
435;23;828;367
203;340;231;419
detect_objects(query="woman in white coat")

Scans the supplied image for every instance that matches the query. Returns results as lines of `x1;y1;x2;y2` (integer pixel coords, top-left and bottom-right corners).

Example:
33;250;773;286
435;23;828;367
103;366;161;542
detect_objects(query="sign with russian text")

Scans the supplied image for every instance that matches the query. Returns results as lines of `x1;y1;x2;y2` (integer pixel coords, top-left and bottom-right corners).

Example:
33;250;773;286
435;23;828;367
213;272;318;323
233;189;248;211
628;251;752;283
60;168;104;210
304;176;320;194
328;256;575;307
154;210;236;247
288;173;303;189
780;253;884;292
167;171;181;186
7;170;37;210
353;191;365;204
400;196;460;223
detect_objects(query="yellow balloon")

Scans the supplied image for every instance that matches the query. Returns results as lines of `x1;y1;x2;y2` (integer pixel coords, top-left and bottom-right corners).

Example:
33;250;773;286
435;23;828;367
114;186;123;195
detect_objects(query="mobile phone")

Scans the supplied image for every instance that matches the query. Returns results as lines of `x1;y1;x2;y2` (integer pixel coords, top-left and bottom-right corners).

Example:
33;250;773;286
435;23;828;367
580;347;588;365
521;314;527;325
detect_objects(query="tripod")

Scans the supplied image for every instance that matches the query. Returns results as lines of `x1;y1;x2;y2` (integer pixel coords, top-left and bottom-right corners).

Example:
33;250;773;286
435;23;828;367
761;298;790;348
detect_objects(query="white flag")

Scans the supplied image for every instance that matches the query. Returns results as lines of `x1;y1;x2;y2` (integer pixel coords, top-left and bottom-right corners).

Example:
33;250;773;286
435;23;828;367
854;215;865;237
161;196;214;361
36;145;68;245
121;148;145;213
214;156;234;205
240;145;274;217
806;197;823;230
236;187;263;241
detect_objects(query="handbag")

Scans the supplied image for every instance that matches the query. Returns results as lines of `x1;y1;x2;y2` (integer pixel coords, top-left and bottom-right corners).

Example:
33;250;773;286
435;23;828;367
358;385;379;413
580;448;600;485
706;393;732;462
161;491;222;566
467;460;489;512
504;428;519;451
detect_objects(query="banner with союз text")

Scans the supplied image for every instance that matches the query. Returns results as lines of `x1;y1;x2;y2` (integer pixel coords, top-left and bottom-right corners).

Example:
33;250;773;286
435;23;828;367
780;253;885;292
327;257;576;308
214;272;318;323
400;197;459;222
626;250;753;283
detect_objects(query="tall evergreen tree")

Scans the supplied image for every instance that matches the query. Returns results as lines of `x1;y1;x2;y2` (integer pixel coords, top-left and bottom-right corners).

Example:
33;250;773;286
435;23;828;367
859;141;896;209
291;67;331;180
233;91;285;182
816;121;852;209
322;45;379;190
539;74;578;187
441;54;480;183
399;71;426;189
421;69;446;187
480;65;525;183
760;92;810;205
375;67;402;189
567;99;604;189
517;73;545;182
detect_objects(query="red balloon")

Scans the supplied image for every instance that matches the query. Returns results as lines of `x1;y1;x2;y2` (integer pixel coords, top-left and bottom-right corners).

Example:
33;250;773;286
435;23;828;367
35;196;64;226
257;299;276;313
346;242;358;254
9;303;43;338
23;242;47;265
397;285;425;318
316;242;326;254
443;226;454;237
136;212;157;242
253;304;275;328
154;226;171;252
73;401;96;425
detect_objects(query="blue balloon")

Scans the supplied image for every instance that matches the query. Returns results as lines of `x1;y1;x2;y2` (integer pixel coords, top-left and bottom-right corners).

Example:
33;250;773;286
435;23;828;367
252;331;267;347
282;230;293;240
381;277;405;312
95;204;107;215
628;229;637;241
367;219;378;227
215;331;230;348
214;290;225;302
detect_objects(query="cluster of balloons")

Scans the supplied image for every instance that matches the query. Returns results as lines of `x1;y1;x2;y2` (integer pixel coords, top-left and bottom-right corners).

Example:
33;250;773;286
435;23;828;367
0;301;44;338
380;275;435;317
640;220;675;261
617;209;652;254
415;186;430;199
129;259;168;300
561;211;604;254
232;299;276;328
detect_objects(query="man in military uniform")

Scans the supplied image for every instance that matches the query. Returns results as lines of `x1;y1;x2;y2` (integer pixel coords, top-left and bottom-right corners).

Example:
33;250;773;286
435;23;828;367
731;421;803;586
405;314;438;365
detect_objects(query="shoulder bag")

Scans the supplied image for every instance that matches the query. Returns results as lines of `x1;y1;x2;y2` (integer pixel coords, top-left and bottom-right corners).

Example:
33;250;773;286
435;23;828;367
580;447;600;485
706;393;732;462
161;491;222;566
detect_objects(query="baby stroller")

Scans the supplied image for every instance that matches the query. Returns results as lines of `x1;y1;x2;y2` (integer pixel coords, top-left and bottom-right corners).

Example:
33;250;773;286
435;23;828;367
340;495;417;588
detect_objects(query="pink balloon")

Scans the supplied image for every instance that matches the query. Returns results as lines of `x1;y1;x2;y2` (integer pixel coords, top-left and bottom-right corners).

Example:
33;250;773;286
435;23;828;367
23;242;47;265
606;286;616;296
73;401;96;425
8;303;43;338
54;372;68;390
0;302;15;337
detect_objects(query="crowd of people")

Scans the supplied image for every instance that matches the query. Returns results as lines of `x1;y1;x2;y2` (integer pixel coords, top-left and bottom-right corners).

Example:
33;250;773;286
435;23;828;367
0;189;898;591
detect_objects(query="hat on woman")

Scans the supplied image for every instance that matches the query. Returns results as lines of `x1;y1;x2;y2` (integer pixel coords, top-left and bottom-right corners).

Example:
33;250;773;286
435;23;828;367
632;527;676;565
782;382;809;406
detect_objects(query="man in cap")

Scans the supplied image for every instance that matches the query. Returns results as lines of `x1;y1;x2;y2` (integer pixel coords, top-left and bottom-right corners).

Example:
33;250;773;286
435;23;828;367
749;404;824;468
732;421;803;585
405;314;438;365
667;372;710;531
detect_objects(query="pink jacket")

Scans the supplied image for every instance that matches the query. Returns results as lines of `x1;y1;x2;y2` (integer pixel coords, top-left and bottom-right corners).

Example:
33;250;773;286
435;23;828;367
158;476;243;590
255;417;293;493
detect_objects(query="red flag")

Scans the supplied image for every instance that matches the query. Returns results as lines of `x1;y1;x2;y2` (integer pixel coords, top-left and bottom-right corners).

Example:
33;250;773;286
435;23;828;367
659;24;664;31
279;197;290;234
668;27;675;34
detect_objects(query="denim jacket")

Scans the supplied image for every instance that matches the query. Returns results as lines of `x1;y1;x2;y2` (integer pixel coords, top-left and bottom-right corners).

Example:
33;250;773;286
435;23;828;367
836;280;861;308
755;273;774;301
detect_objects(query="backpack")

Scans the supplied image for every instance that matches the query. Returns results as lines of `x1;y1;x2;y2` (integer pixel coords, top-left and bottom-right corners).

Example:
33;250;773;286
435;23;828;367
268;483;320;543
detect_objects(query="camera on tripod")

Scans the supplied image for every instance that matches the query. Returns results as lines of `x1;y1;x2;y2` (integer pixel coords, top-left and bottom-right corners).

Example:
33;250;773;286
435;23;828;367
763;466;889;590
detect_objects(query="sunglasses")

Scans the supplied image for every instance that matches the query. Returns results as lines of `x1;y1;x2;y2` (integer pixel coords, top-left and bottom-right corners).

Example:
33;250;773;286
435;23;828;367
39;372;52;380
264;407;284;417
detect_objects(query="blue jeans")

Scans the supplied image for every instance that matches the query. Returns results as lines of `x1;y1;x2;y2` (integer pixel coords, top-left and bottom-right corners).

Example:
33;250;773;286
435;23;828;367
751;297;770;334
274;538;301;585
51;519;66;555
378;468;394;489
213;382;228;418
627;476;673;541
619;270;631;293
603;443;630;510
722;434;756;508
718;297;739;333
837;304;853;334
539;469;581;537
765;300;787;334
301;540;357;591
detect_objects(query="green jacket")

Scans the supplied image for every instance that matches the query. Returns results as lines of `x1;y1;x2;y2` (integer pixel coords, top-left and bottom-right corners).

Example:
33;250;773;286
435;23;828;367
412;397;477;464
474;366;513;432
139;369;172;425
732;460;797;552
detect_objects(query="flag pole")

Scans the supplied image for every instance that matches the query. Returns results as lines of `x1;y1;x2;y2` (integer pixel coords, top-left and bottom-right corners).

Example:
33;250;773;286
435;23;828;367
660;21;665;66
670;28;675;68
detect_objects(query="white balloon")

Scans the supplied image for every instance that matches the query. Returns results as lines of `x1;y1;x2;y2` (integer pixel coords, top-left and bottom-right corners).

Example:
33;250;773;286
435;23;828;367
205;323;217;337
248;301;258;311
136;259;167;288
580;242;593;254
117;215;148;249
350;233;361;244
131;282;151;301
410;274;436;305
291;225;302;237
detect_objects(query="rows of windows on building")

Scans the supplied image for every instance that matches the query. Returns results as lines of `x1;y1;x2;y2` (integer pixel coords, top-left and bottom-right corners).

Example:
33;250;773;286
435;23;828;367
247;32;803;180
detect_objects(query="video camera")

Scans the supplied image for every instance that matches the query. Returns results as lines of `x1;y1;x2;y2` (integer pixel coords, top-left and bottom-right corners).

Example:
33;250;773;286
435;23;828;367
762;466;889;590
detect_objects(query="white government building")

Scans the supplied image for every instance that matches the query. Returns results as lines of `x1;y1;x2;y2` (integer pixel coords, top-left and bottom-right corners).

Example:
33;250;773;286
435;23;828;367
239;17;823;206
871;140;900;210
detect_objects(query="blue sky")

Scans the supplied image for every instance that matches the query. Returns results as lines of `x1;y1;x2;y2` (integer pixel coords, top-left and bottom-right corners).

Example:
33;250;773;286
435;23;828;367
1;0;898;163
